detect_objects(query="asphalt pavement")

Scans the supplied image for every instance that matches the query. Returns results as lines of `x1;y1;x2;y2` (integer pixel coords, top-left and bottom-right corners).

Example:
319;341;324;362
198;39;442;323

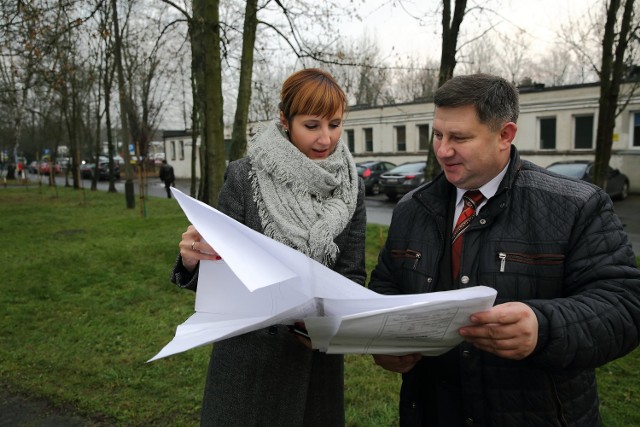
10;173;640;251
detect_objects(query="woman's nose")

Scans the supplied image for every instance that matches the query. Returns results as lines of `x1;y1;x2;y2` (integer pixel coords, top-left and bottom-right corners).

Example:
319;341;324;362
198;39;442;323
317;127;331;145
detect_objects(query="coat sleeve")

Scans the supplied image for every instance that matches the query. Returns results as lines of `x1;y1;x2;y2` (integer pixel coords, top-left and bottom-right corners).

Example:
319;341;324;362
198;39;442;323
170;160;248;291
368;196;419;295
527;189;640;370
332;178;367;286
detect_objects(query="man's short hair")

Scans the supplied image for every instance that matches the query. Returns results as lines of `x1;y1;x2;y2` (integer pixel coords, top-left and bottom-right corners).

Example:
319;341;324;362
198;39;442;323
434;74;520;131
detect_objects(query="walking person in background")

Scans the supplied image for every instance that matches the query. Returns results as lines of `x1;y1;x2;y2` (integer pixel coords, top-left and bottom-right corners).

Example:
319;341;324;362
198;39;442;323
16;159;24;181
369;73;640;426
159;159;175;198
170;68;366;426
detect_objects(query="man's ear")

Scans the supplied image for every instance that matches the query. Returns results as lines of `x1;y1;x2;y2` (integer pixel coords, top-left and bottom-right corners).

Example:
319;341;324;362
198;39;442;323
500;122;518;148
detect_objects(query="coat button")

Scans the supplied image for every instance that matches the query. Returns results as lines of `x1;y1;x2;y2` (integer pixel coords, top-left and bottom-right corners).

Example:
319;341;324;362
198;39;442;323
465;417;474;426
462;350;471;359
460;275;470;285
427;277;433;283
479;218;486;225
268;326;278;335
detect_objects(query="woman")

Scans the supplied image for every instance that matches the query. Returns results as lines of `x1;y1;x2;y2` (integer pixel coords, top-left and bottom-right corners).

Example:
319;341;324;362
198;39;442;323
171;68;366;426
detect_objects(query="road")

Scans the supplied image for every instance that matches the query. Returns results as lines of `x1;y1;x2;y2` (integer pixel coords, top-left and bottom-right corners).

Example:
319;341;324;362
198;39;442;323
39;173;640;253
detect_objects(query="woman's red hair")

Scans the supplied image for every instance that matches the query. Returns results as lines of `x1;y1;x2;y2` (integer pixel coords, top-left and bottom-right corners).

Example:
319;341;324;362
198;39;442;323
280;68;347;120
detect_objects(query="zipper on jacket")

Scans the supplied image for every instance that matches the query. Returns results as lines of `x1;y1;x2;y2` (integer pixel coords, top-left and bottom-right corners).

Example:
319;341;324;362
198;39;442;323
390;249;422;270
497;252;565;273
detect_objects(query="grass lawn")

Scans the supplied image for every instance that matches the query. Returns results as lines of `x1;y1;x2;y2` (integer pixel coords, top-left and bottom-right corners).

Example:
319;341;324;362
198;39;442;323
0;185;638;426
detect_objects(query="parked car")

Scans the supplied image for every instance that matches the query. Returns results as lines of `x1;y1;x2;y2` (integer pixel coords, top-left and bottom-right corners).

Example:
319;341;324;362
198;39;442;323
546;160;630;200
38;161;61;175
356;160;397;195
379;161;427;201
80;160;120;181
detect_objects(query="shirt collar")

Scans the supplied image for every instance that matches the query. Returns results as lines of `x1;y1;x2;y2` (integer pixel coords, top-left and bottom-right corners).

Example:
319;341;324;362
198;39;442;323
455;161;510;207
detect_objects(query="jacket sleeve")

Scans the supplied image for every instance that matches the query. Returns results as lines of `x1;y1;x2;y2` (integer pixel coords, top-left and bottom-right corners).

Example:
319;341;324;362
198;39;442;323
527;189;640;370
332;178;367;286
368;197;414;295
170;161;247;291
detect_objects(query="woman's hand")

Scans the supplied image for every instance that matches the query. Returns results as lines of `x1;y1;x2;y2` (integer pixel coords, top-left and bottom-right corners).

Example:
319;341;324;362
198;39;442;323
180;225;220;272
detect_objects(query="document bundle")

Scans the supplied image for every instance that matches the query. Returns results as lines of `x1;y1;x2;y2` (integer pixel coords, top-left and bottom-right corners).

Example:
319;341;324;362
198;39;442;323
149;188;497;362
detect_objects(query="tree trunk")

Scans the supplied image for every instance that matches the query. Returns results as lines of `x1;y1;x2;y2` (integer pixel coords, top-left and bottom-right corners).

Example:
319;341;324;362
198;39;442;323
593;0;634;189
425;0;467;182
193;0;225;206
111;0;135;209
229;0;258;161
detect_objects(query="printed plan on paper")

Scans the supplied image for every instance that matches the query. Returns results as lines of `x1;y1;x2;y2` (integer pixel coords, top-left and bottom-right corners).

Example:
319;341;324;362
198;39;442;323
149;189;497;362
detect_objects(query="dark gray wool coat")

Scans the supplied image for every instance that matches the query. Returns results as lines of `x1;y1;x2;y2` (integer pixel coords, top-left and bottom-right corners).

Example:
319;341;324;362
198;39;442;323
172;157;367;427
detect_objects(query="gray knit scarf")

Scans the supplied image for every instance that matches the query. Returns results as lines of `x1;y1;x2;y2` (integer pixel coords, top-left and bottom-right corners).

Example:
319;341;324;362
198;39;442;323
247;120;359;267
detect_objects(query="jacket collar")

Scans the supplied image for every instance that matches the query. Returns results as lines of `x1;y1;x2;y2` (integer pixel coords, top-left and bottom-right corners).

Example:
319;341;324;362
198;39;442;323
412;146;522;215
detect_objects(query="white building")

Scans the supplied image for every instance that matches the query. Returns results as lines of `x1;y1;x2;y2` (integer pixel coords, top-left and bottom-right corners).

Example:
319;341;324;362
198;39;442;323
163;82;640;192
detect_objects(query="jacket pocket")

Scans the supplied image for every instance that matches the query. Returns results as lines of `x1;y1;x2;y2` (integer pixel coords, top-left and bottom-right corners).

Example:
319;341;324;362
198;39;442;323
497;252;565;273
479;241;566;300
389;247;435;294
391;249;422;270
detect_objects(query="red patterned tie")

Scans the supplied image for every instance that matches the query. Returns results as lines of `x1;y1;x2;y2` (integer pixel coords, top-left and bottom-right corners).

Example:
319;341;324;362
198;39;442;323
451;190;485;281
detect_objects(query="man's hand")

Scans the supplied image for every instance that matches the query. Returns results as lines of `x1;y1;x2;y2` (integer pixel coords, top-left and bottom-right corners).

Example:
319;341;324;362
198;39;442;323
459;302;538;360
372;353;423;374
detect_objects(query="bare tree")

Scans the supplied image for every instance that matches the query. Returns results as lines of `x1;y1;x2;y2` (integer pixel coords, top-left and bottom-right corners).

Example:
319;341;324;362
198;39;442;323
229;0;258;161
388;56;439;103
425;0;468;181
593;0;637;188
0;2;41;177
495;30;531;84
193;0;225;206
112;0;136;208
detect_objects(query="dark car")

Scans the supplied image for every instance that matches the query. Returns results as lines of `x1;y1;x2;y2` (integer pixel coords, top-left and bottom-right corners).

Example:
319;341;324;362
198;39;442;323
80;161;120;181
379;161;427;201
546;160;629;200
356;160;397;195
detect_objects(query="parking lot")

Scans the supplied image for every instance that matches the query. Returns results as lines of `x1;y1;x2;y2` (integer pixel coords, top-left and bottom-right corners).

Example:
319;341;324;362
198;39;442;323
19;172;640;254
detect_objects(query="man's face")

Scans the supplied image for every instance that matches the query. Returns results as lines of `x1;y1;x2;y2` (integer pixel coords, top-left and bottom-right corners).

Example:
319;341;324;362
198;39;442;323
432;104;515;190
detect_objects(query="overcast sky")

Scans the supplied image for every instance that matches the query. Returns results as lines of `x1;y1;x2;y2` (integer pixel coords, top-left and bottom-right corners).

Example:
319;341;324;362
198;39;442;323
337;0;599;63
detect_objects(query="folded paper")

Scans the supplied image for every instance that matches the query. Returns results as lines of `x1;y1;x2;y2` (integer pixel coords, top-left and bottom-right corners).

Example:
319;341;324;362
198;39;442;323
149;188;497;362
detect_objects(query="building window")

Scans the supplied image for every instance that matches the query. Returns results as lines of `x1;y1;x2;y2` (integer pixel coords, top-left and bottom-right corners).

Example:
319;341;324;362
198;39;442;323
364;128;373;152
179;140;185;160
574;115;594;149
540;117;556;150
634;112;640;147
418;124;430;151
345;129;355;152
396;126;406;151
171;141;176;160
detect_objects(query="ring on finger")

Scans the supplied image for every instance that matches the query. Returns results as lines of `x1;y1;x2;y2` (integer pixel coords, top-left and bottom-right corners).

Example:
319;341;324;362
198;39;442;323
191;241;196;251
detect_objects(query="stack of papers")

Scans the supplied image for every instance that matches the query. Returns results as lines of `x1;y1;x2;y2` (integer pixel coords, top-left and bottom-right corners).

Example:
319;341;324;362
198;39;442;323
148;188;497;362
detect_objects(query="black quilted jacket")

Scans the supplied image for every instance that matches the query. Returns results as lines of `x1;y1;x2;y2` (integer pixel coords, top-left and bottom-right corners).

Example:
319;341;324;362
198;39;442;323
369;147;640;427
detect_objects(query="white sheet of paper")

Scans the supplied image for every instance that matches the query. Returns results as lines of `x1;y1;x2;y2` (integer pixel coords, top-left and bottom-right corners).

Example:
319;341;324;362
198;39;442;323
149;188;497;362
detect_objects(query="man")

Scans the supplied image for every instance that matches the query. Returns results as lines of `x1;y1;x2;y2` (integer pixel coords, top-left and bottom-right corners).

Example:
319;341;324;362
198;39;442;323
369;73;640;426
159;159;175;199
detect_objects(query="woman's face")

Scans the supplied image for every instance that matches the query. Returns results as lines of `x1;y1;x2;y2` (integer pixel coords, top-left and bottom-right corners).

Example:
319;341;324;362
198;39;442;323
281;110;343;160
